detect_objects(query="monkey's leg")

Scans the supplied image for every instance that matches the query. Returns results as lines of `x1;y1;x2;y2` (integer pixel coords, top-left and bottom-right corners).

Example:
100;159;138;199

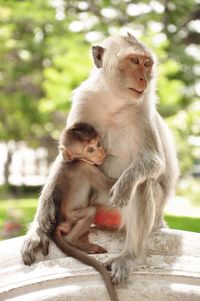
75;231;107;254
153;175;173;230
66;207;107;254
94;205;122;229
58;221;73;235
21;219;50;265
107;180;156;284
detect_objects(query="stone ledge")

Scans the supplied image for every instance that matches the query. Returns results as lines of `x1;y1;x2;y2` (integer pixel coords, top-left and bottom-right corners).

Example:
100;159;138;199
0;229;200;301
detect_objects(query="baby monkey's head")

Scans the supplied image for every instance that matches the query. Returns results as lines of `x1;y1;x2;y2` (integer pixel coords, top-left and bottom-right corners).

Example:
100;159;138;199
59;122;106;165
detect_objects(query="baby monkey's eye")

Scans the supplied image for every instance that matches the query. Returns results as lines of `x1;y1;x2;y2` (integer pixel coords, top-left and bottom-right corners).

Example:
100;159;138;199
87;146;94;153
97;140;101;147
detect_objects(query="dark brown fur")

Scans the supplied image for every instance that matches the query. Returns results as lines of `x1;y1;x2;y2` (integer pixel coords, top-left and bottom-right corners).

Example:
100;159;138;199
60;122;98;147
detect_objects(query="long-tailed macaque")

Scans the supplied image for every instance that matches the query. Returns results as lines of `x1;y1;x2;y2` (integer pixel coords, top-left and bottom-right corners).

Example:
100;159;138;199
22;33;179;285
48;123;119;301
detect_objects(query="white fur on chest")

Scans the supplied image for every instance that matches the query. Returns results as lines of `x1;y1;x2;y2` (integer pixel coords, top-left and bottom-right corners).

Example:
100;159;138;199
69;87;144;178
97;104;140;178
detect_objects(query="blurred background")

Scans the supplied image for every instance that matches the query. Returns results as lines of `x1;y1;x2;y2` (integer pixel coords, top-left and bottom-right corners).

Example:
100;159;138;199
0;0;200;239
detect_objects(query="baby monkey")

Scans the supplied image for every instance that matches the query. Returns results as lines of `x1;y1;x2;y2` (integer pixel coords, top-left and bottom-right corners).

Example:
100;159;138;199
54;122;115;252
48;122;119;301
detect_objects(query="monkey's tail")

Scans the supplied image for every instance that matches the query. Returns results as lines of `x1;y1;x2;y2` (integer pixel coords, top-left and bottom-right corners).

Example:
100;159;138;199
52;230;119;301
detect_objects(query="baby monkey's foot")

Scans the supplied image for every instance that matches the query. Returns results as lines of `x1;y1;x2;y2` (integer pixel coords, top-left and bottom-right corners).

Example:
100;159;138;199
85;242;107;254
77;241;107;254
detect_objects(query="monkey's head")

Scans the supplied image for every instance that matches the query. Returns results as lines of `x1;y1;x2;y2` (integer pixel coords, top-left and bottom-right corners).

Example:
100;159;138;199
59;123;106;165
92;33;156;101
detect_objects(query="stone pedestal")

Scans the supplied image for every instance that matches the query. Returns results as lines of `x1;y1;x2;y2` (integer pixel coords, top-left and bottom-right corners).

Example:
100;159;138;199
0;229;200;301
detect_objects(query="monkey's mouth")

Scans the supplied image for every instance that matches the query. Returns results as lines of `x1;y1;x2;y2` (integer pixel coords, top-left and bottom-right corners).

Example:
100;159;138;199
129;88;144;94
81;158;104;166
95;161;104;165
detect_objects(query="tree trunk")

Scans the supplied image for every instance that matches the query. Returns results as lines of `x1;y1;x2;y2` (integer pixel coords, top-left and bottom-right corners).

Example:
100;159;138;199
4;141;15;185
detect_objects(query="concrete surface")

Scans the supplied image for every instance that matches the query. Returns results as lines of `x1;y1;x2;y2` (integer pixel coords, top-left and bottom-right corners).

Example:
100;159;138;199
0;228;200;301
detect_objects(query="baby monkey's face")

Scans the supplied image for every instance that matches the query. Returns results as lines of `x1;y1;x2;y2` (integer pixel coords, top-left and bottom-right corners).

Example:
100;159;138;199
80;136;107;165
68;136;106;165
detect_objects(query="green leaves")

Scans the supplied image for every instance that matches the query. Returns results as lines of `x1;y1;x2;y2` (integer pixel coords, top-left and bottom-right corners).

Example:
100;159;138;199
40;36;91;113
0;0;199;174
158;59;184;116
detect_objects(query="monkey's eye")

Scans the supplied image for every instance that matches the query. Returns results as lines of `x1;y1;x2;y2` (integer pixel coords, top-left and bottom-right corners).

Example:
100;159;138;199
144;59;152;67
97;141;101;148
132;57;139;64
87;147;94;153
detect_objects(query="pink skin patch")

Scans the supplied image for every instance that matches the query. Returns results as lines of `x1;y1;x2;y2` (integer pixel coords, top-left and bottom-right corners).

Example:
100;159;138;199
94;207;122;229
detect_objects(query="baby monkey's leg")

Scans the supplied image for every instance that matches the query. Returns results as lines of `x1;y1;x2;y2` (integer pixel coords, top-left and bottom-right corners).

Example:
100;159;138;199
65;207;107;254
57;221;73;235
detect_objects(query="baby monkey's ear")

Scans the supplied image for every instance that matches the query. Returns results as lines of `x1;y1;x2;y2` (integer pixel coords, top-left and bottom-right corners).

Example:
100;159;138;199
59;145;74;162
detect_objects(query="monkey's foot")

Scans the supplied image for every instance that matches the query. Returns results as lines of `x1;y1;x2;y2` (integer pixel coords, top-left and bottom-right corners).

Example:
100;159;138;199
21;230;49;265
106;255;132;284
88;243;107;254
78;242;107;254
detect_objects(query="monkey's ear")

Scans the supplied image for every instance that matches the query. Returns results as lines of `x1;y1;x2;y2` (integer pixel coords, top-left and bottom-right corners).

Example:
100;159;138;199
59;146;74;162
127;32;138;42
92;45;104;68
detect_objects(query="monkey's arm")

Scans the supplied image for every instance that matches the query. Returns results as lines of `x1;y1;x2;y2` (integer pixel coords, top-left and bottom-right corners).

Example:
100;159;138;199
21;155;63;265
22;191;57;265
110;129;165;208
66;96;94;129
34;155;66;233
86;165;115;191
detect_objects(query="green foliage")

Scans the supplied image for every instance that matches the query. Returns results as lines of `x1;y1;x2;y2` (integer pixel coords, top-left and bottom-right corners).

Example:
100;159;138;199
0;0;199;173
158;59;184;116
40;35;92;113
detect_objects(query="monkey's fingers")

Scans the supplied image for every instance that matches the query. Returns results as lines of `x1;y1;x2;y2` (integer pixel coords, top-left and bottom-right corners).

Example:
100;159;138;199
40;237;49;256
21;240;36;265
94;244;107;254
105;256;131;284
85;243;107;254
22;250;35;265
104;258;113;271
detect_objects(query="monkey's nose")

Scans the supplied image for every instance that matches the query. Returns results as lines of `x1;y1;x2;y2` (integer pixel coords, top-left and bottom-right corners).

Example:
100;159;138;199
99;156;105;161
98;154;106;163
139;77;147;89
100;151;106;158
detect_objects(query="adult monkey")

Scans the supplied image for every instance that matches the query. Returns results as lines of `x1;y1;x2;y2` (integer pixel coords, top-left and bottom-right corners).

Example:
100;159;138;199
22;34;179;284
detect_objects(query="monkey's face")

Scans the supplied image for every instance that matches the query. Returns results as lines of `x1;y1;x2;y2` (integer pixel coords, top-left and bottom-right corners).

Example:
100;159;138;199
93;35;155;101
82;137;107;165
115;53;154;100
68;137;106;165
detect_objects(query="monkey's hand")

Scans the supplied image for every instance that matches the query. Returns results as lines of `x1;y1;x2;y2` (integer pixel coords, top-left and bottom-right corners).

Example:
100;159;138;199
21;228;49;265
109;176;132;208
